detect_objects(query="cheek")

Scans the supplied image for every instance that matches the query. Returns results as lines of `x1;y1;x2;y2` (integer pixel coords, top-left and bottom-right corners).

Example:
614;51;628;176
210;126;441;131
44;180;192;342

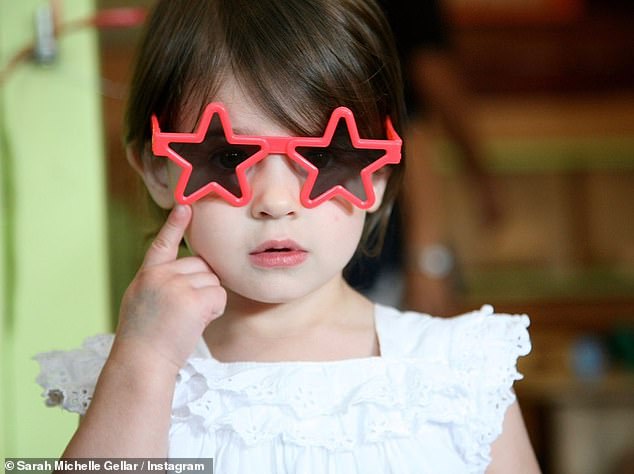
322;208;366;256
185;203;239;262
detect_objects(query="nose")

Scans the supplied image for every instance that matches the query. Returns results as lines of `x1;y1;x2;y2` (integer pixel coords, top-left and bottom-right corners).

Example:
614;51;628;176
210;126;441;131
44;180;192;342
249;155;303;219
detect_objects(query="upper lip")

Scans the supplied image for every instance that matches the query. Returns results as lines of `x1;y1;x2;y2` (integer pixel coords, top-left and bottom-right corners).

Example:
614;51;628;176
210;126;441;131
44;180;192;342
250;239;306;254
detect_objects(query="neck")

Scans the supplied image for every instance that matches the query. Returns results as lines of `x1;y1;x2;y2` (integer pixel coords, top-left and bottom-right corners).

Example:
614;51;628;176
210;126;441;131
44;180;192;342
224;274;356;336
203;273;377;361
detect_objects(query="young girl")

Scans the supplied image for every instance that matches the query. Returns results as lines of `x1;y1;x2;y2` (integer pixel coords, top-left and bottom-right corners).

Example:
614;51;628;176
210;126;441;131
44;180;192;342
36;0;540;472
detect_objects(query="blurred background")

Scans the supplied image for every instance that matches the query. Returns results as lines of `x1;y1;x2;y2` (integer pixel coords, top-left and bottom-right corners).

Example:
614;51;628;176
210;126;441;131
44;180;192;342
1;0;633;472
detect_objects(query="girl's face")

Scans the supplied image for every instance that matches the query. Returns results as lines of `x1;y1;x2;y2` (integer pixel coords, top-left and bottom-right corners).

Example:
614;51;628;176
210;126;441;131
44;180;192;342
166;80;386;304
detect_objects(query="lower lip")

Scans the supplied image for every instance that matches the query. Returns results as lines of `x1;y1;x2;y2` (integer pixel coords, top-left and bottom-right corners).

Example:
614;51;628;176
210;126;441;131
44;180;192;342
249;250;308;268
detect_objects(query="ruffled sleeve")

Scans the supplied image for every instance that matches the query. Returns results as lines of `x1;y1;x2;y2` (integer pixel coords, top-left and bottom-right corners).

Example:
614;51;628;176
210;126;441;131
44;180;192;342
33;334;114;415
446;305;531;471
373;303;531;472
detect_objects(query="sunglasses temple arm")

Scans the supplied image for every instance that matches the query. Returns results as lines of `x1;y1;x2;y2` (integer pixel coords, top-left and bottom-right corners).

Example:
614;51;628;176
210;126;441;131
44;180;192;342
385;117;402;144
150;115;164;156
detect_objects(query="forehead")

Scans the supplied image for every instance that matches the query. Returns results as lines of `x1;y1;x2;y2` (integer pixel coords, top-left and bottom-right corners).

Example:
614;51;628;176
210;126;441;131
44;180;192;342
191;78;292;137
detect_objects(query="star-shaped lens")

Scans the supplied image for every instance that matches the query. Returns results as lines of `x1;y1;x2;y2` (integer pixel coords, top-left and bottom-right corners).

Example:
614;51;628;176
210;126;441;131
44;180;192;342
151;104;267;205
170;114;261;199
290;107;402;209
296;120;385;204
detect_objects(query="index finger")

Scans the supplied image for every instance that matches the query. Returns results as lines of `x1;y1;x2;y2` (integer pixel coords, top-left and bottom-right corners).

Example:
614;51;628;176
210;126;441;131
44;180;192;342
142;204;192;267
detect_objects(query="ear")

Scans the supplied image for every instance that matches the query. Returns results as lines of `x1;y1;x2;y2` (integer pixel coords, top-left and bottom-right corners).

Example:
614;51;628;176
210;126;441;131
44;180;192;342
367;169;390;213
126;143;174;209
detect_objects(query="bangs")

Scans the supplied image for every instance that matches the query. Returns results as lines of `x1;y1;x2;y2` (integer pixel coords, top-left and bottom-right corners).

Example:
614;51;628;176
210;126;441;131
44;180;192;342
213;0;395;138
129;0;400;143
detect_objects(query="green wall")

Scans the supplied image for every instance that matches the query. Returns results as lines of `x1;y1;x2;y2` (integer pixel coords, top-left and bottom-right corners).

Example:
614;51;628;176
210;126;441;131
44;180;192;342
1;0;110;457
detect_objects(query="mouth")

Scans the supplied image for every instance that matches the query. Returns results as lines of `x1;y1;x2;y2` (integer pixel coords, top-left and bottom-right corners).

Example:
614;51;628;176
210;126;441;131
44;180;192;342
249;240;308;268
250;239;306;255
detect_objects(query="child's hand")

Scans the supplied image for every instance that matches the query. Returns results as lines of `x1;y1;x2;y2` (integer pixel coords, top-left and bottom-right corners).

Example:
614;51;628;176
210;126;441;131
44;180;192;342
113;205;226;376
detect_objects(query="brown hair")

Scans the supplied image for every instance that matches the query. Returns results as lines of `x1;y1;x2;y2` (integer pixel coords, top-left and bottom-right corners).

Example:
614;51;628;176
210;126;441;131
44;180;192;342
125;0;405;256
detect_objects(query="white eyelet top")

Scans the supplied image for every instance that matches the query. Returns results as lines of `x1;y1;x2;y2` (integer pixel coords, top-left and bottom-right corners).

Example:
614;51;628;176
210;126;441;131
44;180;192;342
35;304;531;474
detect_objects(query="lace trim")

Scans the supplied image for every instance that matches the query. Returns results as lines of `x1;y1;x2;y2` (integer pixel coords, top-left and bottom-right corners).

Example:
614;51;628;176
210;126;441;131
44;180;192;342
172;357;473;451
33;334;114;414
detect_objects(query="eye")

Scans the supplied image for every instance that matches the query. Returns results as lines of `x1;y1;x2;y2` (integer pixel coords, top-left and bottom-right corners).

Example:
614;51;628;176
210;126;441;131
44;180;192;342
302;149;335;169
213;147;250;169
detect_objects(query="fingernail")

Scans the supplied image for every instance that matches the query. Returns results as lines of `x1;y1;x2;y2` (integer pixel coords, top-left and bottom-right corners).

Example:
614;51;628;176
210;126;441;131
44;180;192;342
173;204;187;217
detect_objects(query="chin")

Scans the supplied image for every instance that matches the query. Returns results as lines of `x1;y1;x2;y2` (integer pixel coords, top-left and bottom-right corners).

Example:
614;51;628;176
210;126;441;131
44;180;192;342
226;276;330;306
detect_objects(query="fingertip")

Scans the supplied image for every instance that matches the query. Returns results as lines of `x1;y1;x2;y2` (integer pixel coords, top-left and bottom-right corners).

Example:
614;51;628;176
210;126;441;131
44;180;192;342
173;203;190;216
171;204;192;223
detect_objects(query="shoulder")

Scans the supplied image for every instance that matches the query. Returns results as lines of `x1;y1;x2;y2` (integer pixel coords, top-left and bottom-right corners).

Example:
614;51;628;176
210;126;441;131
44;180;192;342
33;334;114;414
375;303;531;363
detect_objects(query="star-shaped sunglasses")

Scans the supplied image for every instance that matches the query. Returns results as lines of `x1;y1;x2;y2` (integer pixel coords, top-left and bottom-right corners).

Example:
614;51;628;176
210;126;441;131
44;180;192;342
151;102;402;209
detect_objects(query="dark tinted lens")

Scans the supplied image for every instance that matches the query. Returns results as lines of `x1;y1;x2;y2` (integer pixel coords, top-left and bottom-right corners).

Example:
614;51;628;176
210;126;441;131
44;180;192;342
296;121;384;201
170;115;261;198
